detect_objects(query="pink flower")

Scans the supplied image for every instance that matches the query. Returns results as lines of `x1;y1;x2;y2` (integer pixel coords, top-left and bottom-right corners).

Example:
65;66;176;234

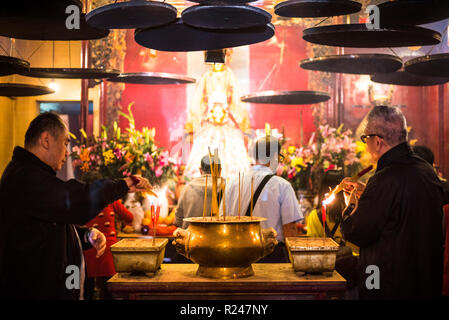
155;165;164;177
158;151;169;167
72;159;82;167
72;146;81;155
144;152;153;164
287;167;296;179
114;148;123;160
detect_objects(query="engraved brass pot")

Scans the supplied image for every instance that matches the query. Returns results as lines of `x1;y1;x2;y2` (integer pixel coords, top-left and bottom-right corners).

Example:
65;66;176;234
173;216;277;280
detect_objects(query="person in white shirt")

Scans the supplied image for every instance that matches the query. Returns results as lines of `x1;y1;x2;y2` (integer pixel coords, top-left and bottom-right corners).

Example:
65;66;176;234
221;136;303;262
175;155;222;229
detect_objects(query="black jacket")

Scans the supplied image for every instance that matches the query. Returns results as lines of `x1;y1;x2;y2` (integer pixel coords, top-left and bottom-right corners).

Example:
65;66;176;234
341;143;444;299
0;147;129;299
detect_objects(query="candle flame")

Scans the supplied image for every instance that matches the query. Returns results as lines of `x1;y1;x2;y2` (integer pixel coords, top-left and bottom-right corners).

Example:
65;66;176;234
322;193;336;206
145;185;168;204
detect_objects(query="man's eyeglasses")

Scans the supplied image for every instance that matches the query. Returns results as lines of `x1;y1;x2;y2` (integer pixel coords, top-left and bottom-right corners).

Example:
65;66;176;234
360;134;384;143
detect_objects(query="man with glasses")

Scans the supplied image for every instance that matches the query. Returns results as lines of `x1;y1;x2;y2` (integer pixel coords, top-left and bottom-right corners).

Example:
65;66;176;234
341;105;444;299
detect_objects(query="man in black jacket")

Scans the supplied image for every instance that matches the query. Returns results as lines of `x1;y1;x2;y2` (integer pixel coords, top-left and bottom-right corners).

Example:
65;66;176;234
0;112;150;299
341;105;444;299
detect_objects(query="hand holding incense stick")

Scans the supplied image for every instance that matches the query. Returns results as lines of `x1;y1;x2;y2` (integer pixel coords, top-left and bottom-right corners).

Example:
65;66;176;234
329;165;373;197
130;175;157;196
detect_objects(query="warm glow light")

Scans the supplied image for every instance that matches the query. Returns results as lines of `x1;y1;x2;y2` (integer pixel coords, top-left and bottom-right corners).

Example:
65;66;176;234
145;185;168;205
322;193;336;206
48;79;59;93
222;224;228;235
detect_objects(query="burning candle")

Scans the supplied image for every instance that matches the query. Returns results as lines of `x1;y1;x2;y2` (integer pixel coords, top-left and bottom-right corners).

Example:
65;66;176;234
321;192;336;239
203;175;208;218
156;205;160;225
151;205;156;245
321;204;326;238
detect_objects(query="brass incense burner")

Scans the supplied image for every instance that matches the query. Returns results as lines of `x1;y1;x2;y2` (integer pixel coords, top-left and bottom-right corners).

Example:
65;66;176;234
173;216;277;280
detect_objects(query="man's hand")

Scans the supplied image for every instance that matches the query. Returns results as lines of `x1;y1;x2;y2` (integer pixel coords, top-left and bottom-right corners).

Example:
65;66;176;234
124;175;152;193
88;228;107;258
342;177;366;198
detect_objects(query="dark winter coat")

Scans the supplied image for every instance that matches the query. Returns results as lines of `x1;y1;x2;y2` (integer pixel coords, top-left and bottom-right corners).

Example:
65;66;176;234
341;142;444;299
0;147;129;299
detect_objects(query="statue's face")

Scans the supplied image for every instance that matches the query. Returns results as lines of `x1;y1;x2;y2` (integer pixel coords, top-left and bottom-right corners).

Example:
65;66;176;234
213;63;224;72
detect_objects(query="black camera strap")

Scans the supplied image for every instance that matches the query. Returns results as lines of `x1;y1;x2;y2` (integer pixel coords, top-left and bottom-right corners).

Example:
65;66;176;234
245;174;275;216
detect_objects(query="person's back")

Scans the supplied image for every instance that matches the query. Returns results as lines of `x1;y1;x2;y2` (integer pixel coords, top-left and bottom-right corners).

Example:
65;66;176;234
341;106;444;299
385;153;443;299
175;155;222;229
175;175;216;229
346;145;444;299
225;165;301;243
0;147;86;299
0;112;149;299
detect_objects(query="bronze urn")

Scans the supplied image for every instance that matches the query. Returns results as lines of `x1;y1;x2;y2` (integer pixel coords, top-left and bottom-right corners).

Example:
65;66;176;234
173;216;277;280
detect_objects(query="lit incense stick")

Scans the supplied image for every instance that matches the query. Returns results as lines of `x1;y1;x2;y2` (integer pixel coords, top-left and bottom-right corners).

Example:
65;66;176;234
203;175;208;218
238;172;241;220
250;176;254;218
222;178;226;221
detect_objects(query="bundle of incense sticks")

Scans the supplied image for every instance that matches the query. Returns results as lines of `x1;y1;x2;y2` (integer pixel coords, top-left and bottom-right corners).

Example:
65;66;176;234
130;175;157;197
329;165;374;197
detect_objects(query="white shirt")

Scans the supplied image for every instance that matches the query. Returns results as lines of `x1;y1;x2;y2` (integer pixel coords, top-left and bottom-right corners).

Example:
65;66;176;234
221;165;303;242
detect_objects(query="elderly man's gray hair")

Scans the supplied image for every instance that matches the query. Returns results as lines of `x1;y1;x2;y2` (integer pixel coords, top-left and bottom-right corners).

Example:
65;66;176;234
366;105;408;146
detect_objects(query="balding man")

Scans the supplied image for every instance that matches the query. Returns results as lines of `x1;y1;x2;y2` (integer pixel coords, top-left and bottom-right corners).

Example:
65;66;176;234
341;106;444;299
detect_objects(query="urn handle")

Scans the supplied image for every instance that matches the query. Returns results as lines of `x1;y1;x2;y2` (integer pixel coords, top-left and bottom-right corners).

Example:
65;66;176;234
172;227;191;258
261;227;278;256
